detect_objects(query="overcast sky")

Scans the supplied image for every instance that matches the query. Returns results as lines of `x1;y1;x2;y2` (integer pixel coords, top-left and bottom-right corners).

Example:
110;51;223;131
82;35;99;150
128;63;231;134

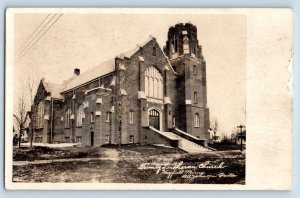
13;12;246;135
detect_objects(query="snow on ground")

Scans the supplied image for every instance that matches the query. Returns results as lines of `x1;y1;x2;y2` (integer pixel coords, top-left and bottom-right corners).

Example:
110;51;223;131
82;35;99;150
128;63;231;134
19;142;81;148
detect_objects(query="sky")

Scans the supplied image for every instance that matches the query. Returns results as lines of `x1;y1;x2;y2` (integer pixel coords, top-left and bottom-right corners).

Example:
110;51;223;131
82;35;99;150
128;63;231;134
13;12;246;135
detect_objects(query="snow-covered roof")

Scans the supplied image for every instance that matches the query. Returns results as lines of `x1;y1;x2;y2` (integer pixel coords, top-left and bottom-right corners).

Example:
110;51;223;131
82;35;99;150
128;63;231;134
43;81;64;99
46;36;175;94
61;39;155;93
122;36;155;58
61;58;115;92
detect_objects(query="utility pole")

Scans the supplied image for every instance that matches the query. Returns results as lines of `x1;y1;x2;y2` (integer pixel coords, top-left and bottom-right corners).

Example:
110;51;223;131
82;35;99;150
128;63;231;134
237;125;245;151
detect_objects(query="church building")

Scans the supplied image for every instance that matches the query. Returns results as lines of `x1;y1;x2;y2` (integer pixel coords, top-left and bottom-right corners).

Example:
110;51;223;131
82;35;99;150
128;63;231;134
31;23;210;149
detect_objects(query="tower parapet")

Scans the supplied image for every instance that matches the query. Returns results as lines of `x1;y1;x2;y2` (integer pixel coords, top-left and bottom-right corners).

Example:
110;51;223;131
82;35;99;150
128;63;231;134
164;22;202;60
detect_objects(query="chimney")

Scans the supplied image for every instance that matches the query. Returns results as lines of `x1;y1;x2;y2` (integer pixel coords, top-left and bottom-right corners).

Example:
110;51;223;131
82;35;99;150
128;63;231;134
74;68;80;76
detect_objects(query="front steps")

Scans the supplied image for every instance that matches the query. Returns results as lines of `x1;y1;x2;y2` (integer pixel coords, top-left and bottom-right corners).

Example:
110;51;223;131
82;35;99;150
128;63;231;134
163;132;210;153
149;127;210;153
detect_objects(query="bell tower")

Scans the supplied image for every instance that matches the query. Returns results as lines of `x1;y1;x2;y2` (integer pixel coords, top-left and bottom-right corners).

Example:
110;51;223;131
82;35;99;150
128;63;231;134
164;23;202;62
164;23;210;139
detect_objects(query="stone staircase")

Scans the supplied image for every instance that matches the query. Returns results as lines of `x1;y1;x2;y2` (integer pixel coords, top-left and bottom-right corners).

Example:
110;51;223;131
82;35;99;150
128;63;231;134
165;132;210;153
149;127;210;153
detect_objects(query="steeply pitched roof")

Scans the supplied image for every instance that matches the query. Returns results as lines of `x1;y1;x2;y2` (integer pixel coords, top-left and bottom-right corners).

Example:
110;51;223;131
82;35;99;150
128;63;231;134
61;37;157;93
43;81;64;99
61;58;115;92
122;36;154;58
45;36;176;94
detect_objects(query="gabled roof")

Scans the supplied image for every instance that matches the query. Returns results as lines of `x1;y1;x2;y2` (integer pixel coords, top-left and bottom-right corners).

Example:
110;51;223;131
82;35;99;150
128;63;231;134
43;81;64;99
61;37;156;93
61;58;115;92
122;36;154;58
45;36;176;94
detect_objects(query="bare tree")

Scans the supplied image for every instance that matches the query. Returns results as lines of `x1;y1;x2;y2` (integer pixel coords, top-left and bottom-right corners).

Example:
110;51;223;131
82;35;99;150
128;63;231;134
25;73;39;148
210;117;219;138
231;127;238;141
14;93;28;148
241;103;246;124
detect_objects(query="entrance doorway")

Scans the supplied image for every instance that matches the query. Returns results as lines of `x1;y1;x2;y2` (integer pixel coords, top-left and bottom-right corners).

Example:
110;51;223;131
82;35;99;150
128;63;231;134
149;109;160;130
90;132;94;147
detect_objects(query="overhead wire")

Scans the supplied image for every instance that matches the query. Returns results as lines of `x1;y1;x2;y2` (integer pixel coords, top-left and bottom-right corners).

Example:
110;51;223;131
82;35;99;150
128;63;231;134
15;13;63;64
16;13;51;54
16;13;58;60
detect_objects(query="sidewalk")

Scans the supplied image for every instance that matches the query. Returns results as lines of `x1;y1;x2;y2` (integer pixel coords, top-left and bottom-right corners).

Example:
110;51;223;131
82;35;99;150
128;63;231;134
13;156;119;166
13;147;121;166
18;142;81;148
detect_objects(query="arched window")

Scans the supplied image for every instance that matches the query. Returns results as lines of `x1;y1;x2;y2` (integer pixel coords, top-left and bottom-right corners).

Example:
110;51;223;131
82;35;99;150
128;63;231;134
36;101;45;128
76;105;84;126
193;113;200;127
194;92;198;104
65;108;71;128
172;35;178;52
193;65;197;75
145;66;163;99
90;112;95;123
183;36;189;54
174;38;178;52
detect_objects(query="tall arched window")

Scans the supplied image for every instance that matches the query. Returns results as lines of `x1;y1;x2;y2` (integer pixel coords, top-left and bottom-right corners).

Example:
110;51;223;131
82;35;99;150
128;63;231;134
65;108;71;128
36;101;45;128
173;35;178;52
76;105;84;127
145;66;163;99
183;36;189;54
193;113;200;127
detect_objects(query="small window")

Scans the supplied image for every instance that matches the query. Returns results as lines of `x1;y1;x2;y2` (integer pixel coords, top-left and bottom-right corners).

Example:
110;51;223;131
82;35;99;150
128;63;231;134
193;113;200;127
65;136;70;143
202;78;206;86
172;116;176;127
76;136;82;143
35;137;43;143
152;47;156;56
105;135;110;144
193;65;197;75
90;112;95;123
129;111;134;124
129;135;134;143
194;92;198;104
144;136;147;140
105;112;111;123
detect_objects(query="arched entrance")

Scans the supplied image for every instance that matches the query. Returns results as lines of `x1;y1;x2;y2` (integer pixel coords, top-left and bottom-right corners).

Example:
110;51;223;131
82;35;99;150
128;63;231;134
149;109;160;130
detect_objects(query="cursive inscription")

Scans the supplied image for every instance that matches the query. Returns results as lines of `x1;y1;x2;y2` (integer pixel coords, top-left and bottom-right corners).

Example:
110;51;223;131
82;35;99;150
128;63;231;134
138;161;237;181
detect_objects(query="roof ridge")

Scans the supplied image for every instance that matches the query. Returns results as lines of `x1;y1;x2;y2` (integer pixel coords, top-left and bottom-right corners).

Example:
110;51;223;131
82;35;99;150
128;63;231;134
61;37;157;93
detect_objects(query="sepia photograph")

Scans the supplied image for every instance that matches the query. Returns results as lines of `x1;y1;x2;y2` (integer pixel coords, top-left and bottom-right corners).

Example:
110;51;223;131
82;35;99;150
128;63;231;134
5;8;292;190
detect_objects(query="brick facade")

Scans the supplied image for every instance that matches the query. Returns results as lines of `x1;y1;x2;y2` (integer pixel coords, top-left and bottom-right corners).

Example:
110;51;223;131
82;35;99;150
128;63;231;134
31;23;210;146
